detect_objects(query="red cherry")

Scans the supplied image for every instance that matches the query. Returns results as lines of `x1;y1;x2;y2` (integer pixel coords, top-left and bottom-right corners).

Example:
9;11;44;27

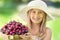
5;30;9;35
10;32;13;35
12;30;15;33
2;27;6;31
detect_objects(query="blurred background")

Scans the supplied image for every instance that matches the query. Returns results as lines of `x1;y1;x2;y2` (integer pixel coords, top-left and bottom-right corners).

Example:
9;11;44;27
0;0;60;40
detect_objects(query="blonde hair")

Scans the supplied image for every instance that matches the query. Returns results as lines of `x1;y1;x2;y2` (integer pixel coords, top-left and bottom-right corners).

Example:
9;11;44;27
27;9;47;39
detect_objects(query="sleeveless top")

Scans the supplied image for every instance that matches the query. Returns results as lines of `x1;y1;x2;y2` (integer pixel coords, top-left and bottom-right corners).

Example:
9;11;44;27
31;35;41;40
27;33;41;40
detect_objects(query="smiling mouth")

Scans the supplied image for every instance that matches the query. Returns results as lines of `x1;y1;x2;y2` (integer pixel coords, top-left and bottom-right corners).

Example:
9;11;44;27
33;18;40;21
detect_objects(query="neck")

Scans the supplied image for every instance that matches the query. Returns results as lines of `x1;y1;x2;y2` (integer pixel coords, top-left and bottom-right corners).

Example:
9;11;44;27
30;23;40;36
32;23;40;29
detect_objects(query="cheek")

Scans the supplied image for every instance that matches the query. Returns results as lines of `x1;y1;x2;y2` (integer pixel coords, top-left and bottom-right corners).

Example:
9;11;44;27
39;14;44;18
30;13;34;18
28;13;33;20
30;15;33;20
40;15;43;18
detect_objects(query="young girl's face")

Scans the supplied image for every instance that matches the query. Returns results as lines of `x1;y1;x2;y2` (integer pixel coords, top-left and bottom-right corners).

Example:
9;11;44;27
28;8;45;24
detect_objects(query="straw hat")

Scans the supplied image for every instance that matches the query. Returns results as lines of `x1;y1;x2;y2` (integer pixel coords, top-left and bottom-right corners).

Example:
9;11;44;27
19;0;54;22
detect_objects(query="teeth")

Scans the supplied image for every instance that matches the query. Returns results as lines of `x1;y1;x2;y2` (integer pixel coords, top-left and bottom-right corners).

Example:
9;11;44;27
34;18;40;20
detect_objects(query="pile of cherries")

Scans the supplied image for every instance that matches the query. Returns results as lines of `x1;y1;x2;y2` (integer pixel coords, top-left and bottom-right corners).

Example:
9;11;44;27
1;21;28;35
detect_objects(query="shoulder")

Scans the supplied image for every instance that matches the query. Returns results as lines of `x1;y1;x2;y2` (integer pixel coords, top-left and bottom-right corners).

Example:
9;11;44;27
43;27;52;40
46;27;52;33
45;27;52;35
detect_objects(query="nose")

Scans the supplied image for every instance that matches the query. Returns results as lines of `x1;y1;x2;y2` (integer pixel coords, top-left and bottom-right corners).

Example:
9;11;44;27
34;13;38;18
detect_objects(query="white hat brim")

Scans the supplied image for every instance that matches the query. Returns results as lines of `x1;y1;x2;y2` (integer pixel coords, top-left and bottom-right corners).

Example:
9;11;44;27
19;6;55;22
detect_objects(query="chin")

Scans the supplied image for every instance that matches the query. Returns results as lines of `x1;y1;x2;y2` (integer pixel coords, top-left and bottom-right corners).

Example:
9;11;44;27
32;21;41;24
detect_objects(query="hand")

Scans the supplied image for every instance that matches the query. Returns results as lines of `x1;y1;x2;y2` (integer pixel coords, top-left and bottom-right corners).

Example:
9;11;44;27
0;32;9;40
19;33;32;40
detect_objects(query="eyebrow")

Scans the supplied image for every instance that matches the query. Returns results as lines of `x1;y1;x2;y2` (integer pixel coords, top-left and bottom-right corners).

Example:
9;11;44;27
27;8;46;13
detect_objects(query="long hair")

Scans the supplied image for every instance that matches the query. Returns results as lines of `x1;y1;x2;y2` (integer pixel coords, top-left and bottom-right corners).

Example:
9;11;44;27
27;9;47;39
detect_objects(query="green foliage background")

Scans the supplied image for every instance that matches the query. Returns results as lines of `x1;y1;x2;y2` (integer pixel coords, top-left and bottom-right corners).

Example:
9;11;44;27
0;0;60;40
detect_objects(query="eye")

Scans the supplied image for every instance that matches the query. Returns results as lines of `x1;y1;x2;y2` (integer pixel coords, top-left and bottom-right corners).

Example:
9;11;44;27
32;11;36;13
38;11;43;13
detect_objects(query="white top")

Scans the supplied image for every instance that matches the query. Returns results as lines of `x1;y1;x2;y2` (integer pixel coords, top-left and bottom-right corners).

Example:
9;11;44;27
26;33;41;40
31;35;41;40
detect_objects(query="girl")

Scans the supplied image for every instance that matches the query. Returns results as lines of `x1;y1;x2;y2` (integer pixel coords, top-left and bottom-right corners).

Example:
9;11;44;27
19;0;54;40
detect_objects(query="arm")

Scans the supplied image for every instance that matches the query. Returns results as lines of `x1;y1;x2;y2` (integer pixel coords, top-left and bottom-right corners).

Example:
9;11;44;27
43;28;52;40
